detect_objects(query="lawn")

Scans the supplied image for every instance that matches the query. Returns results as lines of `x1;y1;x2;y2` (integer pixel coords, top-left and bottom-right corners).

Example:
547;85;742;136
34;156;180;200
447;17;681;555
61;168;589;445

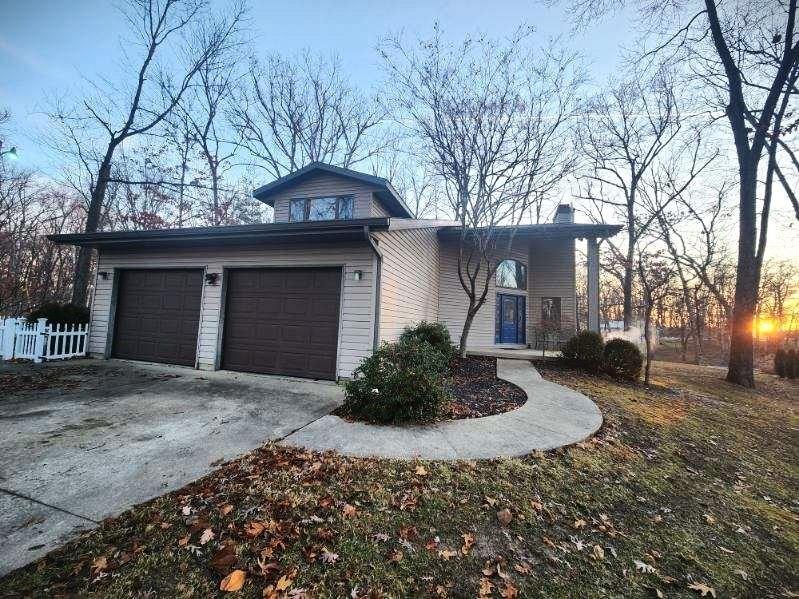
3;361;797;598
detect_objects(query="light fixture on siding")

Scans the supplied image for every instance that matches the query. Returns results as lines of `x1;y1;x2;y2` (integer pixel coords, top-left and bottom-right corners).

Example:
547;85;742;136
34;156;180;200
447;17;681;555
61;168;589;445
352;270;364;281
98;271;110;281
205;272;220;286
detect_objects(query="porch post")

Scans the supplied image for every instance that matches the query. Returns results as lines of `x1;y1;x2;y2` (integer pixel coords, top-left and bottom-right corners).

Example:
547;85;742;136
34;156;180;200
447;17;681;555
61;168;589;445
587;238;600;332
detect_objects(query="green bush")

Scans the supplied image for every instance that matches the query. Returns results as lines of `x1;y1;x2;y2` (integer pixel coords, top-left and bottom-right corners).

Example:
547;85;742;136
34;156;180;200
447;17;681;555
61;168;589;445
602;338;643;382
775;349;786;377
787;350;797;379
342;339;451;424
26;302;90;325
561;330;604;372
399;321;455;360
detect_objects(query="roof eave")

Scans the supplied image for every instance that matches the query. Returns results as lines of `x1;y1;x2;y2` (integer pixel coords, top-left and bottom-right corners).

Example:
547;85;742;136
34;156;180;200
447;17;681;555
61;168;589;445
49;218;391;248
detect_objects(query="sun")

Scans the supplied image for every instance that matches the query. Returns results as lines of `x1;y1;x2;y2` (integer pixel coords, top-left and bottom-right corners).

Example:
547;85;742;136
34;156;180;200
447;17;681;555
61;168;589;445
757;318;776;335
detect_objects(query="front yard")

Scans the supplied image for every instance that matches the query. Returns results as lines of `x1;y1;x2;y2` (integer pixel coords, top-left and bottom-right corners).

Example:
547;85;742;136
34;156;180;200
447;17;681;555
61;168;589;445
3;361;797;598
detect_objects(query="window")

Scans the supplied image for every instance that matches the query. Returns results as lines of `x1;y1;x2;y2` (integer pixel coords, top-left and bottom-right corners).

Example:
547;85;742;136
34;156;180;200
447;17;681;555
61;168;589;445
541;297;562;326
496;259;527;290
288;195;355;222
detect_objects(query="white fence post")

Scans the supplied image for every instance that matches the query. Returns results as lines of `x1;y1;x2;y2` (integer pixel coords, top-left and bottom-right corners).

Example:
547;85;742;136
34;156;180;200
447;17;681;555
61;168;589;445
32;318;47;363
1;318;17;359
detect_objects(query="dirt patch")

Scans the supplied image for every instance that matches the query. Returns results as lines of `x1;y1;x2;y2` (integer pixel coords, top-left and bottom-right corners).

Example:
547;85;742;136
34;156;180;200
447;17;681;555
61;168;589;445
445;356;527;419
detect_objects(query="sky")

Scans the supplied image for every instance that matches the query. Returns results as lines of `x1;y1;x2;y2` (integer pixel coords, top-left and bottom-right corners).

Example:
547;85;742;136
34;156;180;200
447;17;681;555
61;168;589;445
0;0;632;171
1;0;797;260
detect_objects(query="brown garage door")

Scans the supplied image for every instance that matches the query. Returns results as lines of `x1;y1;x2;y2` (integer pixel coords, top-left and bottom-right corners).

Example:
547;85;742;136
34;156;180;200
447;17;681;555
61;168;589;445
222;268;341;379
112;269;203;366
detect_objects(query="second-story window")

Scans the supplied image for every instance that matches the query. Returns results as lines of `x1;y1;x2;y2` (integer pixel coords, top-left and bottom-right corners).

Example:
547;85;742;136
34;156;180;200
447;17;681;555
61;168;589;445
289;195;355;222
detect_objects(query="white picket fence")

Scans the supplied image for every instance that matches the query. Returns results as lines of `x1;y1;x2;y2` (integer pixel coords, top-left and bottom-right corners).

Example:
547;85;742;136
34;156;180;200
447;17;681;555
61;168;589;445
0;318;89;363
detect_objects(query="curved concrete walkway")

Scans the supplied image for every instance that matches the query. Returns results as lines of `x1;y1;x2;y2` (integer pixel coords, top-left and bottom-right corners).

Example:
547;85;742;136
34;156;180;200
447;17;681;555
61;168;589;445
282;359;602;460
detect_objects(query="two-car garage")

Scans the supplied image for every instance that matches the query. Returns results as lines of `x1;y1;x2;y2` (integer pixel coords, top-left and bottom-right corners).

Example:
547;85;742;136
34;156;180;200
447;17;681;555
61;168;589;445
110;267;342;380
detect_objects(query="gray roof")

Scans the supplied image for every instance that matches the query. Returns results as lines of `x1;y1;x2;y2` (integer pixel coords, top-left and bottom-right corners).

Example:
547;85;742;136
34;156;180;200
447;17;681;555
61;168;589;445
48;218;391;249
252;162;412;218
437;222;623;240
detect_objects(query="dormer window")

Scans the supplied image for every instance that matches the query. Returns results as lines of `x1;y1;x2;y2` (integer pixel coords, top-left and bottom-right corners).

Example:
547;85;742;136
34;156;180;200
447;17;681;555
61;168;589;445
289;195;355;222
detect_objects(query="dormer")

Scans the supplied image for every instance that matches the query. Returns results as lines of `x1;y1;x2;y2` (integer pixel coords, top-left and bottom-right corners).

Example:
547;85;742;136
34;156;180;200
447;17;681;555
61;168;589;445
252;162;412;223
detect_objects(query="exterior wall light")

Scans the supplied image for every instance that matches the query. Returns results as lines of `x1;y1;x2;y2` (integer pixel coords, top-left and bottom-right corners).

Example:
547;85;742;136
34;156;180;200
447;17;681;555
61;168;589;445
352;270;364;281
205;272;220;286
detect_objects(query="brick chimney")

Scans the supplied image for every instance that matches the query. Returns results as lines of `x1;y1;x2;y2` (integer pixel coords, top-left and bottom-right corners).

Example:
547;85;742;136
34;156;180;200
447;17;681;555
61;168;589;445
553;204;574;224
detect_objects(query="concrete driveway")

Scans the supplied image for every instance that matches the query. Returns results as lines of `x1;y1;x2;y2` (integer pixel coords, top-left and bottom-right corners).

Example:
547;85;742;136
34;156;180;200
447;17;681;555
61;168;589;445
0;359;342;576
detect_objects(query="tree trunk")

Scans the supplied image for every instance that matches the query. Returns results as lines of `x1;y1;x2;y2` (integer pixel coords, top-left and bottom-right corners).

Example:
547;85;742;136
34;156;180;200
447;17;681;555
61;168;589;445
644;309;652;385
70;154;113;306
459;307;478;358
726;162;758;388
623;263;633;331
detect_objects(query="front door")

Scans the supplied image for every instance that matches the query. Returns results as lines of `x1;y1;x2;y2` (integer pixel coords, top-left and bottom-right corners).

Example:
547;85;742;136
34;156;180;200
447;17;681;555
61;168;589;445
495;293;526;344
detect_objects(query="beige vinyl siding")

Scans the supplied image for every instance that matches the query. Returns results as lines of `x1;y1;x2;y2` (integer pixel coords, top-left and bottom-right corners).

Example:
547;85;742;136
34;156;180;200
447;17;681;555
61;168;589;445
528;238;576;333
374;227;440;342
89;243;376;378
438;240;530;347
270;172;383;222
371;194;392;218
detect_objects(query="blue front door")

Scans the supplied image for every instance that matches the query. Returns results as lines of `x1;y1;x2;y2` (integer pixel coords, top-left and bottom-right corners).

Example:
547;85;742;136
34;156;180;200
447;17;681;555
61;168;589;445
495;294;526;344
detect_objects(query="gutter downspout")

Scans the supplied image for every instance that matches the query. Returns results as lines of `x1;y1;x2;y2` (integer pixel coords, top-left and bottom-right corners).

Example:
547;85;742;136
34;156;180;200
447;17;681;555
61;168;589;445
364;225;382;350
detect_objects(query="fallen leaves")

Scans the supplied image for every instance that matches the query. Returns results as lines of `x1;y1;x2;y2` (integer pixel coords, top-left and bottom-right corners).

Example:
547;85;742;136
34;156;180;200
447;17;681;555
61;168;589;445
244;521;266;538
90;556;108;576
414;464;428;476
461;532;475;555
210;543;238;574
438;548;459;561
592;545;605;560
199;528;215;545
220;569;246;592
341;504;358;518
634;559;656;574
496;509;513;526
688;582;716;597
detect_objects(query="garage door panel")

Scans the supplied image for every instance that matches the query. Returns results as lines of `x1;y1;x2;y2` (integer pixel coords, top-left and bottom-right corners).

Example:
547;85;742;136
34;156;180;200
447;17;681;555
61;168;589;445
222;268;341;379
312;298;339;318
113;269;202;367
284;298;310;315
282;325;310;344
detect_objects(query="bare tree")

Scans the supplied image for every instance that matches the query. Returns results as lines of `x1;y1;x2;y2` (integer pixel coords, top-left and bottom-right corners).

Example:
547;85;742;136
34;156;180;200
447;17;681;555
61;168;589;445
637;248;675;384
179;5;247;225
231;52;386;178
380;27;582;354
48;0;244;306
577;73;714;330
564;0;799;387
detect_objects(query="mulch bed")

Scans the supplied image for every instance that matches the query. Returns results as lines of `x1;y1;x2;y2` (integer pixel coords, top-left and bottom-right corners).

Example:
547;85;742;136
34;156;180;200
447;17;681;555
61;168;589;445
445;356;527;419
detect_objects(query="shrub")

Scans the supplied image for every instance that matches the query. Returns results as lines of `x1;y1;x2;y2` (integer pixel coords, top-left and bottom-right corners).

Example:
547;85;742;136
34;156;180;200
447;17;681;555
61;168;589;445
787;350;798;380
775;349;786;377
399;321;455;360
602;338;643;382
26;302;90;325
561;330;604;372
342;339;451;424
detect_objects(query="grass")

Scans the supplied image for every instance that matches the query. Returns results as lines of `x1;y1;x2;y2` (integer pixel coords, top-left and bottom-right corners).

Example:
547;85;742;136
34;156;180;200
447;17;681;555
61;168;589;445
2;361;797;598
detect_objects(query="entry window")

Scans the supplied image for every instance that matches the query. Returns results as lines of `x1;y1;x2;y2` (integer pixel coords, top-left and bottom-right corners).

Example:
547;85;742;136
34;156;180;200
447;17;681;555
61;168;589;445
541;297;562;326
289;195;355;222
496;259;527;290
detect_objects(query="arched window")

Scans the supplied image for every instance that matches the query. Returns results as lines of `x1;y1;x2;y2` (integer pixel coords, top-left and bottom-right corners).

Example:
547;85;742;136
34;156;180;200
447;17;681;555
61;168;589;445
496;259;527;290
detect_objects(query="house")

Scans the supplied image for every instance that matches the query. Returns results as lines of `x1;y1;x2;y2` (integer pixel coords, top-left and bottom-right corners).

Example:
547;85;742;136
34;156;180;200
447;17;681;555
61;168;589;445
50;163;621;380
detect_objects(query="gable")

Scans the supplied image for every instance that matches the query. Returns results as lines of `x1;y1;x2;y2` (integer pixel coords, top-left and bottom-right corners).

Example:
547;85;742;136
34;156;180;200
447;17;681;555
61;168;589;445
252;163;411;219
